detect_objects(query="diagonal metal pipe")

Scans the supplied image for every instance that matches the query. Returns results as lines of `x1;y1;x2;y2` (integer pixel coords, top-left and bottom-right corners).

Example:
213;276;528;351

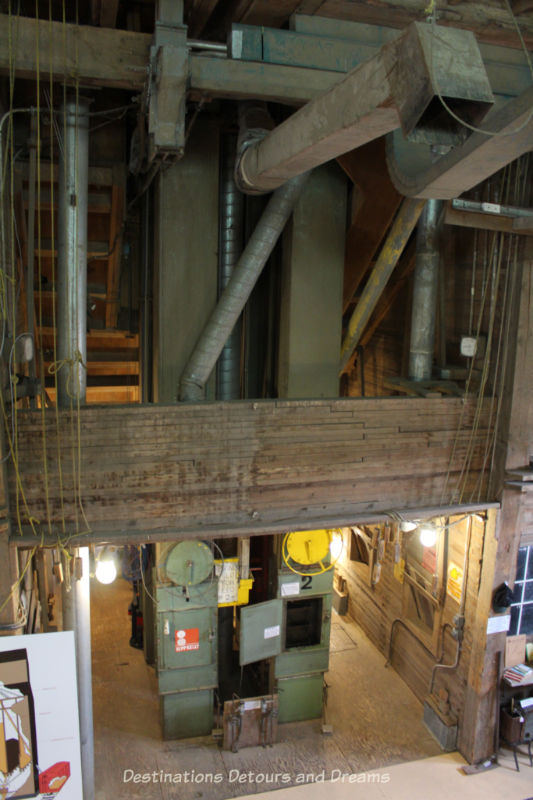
178;171;310;401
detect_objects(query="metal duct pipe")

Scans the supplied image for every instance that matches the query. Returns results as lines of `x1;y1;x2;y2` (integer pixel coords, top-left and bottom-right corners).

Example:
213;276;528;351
408;199;444;381
57;97;94;800
217;134;244;400
179;171;310;401
57;98;89;407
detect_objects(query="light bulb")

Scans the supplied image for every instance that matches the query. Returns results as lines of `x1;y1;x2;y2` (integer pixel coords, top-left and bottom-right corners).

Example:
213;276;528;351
329;532;344;561
95;558;117;585
419;525;437;548
400;520;418;532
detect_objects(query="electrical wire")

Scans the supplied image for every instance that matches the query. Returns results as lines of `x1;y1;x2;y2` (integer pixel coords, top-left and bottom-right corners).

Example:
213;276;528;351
427;0;533;137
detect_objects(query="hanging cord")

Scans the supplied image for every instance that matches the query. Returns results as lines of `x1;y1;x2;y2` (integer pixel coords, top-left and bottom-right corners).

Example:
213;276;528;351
427;0;533;137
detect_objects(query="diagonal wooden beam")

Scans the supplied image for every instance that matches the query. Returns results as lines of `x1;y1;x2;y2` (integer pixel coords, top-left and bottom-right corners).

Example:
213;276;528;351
338;138;402;312
340;197;426;373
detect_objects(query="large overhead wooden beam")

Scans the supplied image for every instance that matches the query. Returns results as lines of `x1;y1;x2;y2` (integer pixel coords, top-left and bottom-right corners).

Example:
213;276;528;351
292;1;533;49
9;397;494;545
0;13;529;104
0;13;151;89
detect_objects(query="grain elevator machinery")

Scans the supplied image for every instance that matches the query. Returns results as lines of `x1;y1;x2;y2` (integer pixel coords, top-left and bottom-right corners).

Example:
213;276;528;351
239;530;338;724
155;540;218;739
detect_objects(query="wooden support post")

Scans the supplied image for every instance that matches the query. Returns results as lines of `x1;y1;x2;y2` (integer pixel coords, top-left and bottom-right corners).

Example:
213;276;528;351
458;239;533;762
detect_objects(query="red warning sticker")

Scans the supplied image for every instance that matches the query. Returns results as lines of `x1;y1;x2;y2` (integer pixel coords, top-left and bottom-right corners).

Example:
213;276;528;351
175;627;200;652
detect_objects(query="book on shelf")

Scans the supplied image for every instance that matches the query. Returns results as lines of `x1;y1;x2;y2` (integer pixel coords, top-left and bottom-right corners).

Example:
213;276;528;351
503;663;533;687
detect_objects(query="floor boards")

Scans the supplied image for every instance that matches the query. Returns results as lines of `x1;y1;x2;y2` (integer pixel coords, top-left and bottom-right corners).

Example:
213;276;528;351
92;579;440;800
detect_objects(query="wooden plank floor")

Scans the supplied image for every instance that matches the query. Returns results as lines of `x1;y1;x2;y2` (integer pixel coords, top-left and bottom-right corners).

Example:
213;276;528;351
92;579;440;800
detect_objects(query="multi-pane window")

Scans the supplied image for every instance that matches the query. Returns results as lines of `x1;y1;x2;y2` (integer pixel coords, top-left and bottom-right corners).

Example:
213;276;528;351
509;546;533;636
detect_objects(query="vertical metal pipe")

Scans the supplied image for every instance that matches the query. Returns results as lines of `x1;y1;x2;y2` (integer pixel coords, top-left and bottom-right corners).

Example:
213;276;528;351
408;199;444;382
75;547;94;800
57;97;94;800
57;98;89;407
217;134;244;401
26;114;38;406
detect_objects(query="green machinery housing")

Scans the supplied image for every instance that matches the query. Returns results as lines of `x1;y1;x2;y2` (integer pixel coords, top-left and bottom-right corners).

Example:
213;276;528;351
149;530;339;738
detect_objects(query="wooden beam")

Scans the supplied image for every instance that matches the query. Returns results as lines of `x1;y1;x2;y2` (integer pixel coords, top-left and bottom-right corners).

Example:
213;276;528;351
0;13;529;106
444;203;533;236
293;1;533;49
0;13;150;90
7;396;495;544
44;361;140;376
39;328;139;351
359;243;416;350
189;53;339;104
46;385;140;404
340;198;426;373
338;138;402;311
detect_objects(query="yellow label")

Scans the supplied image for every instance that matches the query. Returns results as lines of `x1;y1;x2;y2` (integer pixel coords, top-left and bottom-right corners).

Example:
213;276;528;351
447;561;464;602
394;558;405;583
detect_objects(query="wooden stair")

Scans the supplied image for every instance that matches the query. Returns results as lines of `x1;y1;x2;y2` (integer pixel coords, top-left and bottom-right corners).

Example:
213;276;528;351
16;161;140;404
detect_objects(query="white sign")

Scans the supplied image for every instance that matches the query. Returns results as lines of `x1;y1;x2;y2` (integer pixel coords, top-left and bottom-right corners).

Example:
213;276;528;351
486;615;511;634
243;700;261;711
0;631;82;800
280;582;300;597
215;560;239;604
264;625;280;640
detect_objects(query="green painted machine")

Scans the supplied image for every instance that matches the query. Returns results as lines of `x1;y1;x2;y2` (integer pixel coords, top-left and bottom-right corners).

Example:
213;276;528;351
155;540;218;739
239;529;338;724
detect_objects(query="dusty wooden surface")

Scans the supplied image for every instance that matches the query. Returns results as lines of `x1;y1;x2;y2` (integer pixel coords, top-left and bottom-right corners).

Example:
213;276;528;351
92;578;440;800
9;397;493;543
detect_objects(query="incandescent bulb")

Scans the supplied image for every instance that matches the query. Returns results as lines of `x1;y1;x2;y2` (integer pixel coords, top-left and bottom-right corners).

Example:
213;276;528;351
95;558;117;585
419;525;437;548
329;532;344;561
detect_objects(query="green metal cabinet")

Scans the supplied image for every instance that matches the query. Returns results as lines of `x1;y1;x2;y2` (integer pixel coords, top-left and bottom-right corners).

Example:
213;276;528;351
274;569;333;723
155;579;218;739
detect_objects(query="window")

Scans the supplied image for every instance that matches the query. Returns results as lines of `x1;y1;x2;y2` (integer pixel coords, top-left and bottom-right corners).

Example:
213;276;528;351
509;546;533;636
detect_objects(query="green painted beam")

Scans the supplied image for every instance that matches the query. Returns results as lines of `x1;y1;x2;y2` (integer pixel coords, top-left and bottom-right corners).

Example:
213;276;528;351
230;21;531;100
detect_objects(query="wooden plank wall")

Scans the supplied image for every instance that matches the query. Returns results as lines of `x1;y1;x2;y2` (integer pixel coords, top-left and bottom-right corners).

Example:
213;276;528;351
336;514;486;749
9;396;493;544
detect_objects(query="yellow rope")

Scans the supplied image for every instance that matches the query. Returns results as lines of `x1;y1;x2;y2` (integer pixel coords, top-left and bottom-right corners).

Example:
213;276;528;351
49;0;67;541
